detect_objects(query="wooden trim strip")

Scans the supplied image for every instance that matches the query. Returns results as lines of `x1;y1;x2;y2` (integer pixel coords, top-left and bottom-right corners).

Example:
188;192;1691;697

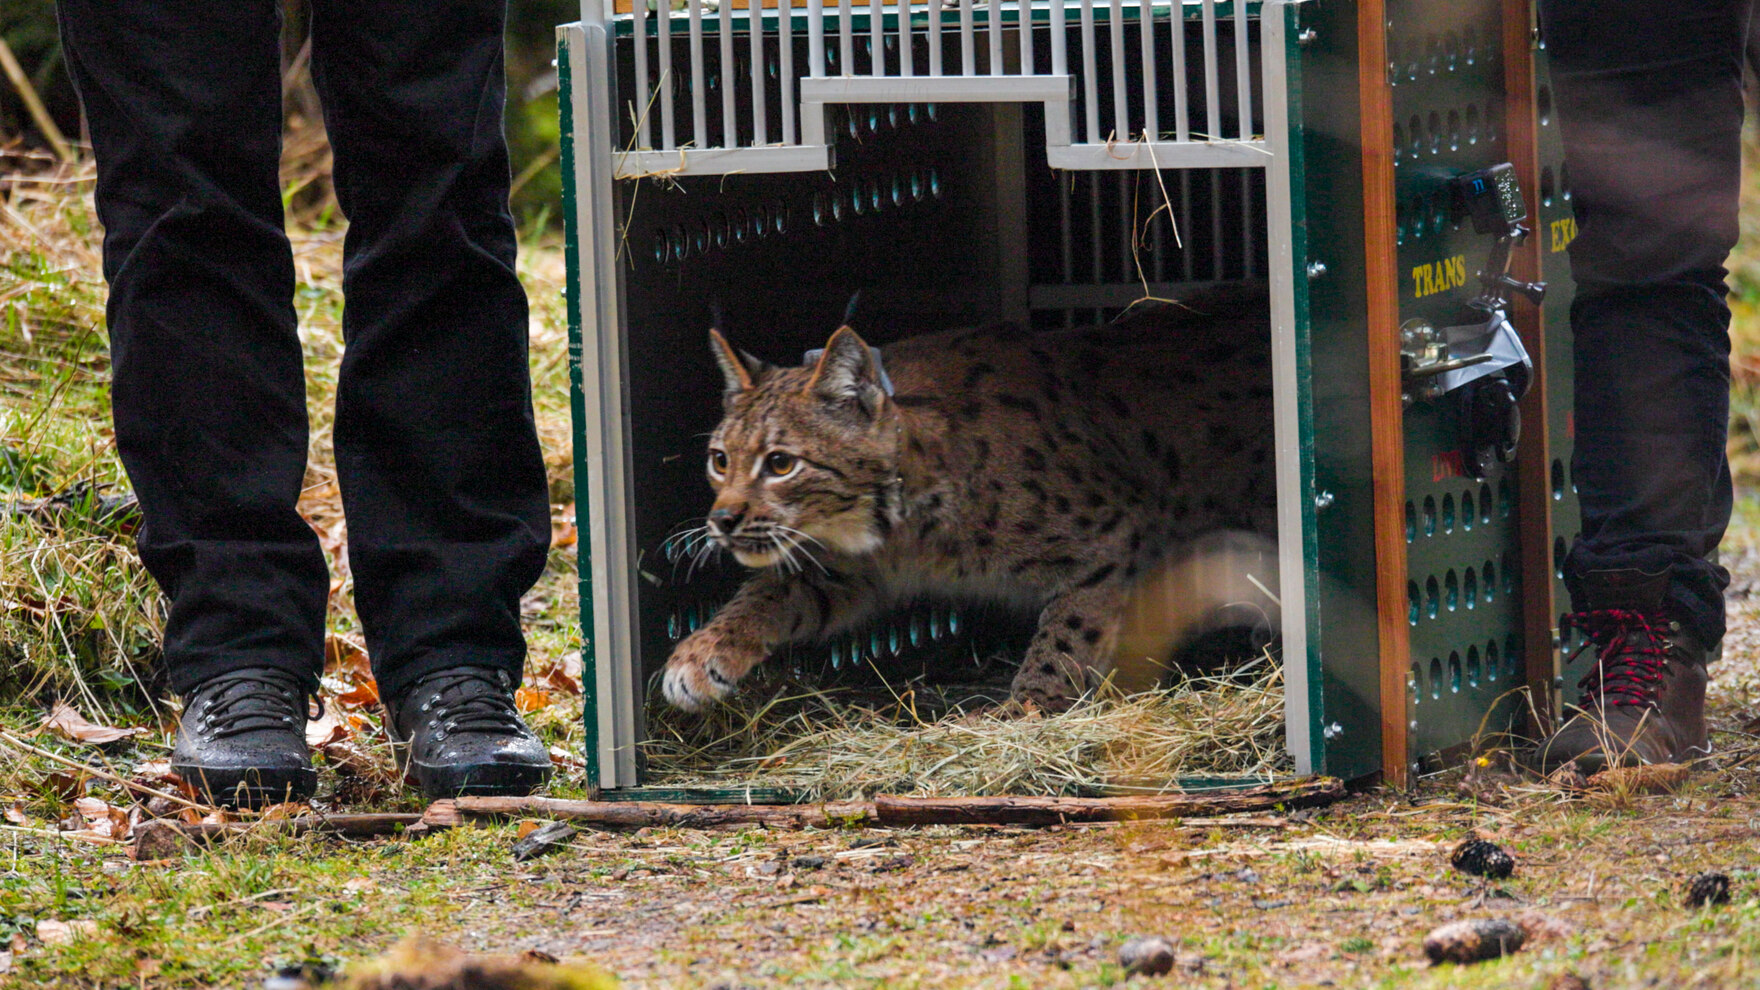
1357;0;1410;788
1502;0;1557;734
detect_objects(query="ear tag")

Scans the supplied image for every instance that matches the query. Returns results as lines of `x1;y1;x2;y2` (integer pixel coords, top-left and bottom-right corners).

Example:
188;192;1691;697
800;344;897;397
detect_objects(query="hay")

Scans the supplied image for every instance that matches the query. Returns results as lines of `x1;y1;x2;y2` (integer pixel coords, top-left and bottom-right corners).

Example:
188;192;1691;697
640;651;1290;799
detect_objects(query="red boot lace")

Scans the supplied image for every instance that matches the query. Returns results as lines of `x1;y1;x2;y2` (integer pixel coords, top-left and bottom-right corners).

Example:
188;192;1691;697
1562;609;1672;708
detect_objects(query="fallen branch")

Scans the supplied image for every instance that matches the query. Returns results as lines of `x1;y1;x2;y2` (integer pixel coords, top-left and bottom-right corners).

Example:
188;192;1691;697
425;777;1345;831
130;813;427;859
873;777;1346;826
429;796;876;830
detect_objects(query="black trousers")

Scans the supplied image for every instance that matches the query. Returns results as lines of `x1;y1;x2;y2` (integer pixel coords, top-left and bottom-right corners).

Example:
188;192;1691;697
1539;0;1752;648
56;0;551;702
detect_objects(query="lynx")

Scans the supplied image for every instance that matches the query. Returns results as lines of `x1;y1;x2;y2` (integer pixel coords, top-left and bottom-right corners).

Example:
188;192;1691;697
660;297;1277;712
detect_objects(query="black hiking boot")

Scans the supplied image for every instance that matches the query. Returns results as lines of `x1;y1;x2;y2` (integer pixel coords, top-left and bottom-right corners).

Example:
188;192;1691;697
385;666;552;798
171;667;318;808
1536;569;1710;773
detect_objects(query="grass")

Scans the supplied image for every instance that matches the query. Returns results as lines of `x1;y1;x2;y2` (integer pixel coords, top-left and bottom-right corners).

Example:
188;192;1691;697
4;138;1760;988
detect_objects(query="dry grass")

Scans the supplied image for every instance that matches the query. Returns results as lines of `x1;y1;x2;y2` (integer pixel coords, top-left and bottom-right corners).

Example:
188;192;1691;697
641;652;1291;799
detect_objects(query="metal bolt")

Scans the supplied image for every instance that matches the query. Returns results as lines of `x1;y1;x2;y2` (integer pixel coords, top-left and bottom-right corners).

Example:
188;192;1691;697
1314;490;1335;509
1298;28;1318;46
1553;676;1565;690
1321;721;1344;740
1306;260;1328;280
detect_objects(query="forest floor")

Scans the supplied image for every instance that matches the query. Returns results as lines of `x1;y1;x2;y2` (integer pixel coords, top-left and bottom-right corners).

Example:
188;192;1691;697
3;156;1760;989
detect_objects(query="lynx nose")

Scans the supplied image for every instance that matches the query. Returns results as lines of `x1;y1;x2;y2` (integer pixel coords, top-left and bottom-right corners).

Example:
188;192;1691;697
708;506;745;536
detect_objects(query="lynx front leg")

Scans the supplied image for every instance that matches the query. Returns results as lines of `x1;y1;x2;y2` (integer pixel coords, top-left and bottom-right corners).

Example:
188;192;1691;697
661;569;885;710
1010;581;1130;713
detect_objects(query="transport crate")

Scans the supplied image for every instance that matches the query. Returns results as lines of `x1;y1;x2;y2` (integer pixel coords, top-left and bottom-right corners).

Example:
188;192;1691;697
556;0;1580;796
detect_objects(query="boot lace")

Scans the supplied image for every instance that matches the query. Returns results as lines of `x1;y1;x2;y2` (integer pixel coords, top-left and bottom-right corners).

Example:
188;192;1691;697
195;668;322;738
415;667;527;736
1563;609;1672;709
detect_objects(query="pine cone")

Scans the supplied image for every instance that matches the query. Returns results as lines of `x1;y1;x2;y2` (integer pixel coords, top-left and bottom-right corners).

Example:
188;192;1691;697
1684;871;1731;908
1451;838;1515;880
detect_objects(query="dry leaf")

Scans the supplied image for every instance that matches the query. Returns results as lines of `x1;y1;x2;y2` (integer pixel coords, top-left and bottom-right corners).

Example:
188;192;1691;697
256;803;311;821
552;503;578;549
35;919;98;945
3;802;26;826
0;950;11;974
71;797;128;840
40;701;146;745
541;653;584;696
515;688;550;713
43;771;87;800
325;632;371;678
515;820;543;841
549;746;585;772
334;679;381;709
305;711;349;749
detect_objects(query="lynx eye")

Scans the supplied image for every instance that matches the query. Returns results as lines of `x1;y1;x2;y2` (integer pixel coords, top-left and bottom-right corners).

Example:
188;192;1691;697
708;449;729;477
763;451;801;478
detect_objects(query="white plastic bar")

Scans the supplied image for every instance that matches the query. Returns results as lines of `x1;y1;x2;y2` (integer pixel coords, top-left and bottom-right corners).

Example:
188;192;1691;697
719;0;736;146
1138;0;1158;142
930;0;945;75
1046;137;1268;168
1234;0;1253;140
988;0;1002;74
688;0;707;145
1260;2;1313;774
750;4;767;145
1078;0;1098;141
1021;0;1036;74
840;0;854;75
1050;0;1067;74
782;0;798;141
658;0;677;148
634;0;651;147
808;0;826;76
870;0;885;74
899;0;913;76
801;73;1070;101
1108;0;1127;140
960;0;975;74
1170;0;1188;140
614;144;830;177
1201;0;1220;140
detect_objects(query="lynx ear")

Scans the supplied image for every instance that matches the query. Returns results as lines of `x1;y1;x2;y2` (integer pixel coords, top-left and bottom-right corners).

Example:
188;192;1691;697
807;325;885;416
709;329;768;395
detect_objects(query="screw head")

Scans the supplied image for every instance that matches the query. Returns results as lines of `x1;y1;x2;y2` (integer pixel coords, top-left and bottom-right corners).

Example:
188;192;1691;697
1306;260;1328;279
1314;490;1335;509
1298;28;1319;46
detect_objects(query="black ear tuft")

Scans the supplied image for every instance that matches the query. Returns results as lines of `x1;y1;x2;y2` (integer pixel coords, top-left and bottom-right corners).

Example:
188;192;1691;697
807;325;885;417
709;329;769;395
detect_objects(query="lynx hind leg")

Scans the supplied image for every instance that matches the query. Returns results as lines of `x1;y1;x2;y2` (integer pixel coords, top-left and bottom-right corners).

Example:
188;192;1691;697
1010;583;1129;712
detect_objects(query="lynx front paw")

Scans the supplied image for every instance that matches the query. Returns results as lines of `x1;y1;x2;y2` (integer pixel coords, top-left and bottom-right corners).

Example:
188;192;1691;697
661;631;767;711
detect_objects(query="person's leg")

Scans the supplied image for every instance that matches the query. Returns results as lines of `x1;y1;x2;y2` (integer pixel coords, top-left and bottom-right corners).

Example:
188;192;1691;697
306;0;551;794
1537;0;1751;768
56;0;326;803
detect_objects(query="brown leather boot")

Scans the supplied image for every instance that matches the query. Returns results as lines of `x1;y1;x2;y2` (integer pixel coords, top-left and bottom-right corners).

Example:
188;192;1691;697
1536;569;1710;773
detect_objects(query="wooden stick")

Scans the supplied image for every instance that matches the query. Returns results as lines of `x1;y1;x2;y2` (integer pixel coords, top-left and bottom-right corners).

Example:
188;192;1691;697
0;36;74;162
433;796;876;830
873;777;1347;826
430;777;1346;830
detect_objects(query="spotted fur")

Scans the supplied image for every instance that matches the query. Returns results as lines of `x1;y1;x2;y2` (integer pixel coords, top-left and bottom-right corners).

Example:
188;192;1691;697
660;298;1276;712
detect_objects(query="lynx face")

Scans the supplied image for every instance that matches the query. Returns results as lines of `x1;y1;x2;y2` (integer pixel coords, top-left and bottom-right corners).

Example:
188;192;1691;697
704;328;899;568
